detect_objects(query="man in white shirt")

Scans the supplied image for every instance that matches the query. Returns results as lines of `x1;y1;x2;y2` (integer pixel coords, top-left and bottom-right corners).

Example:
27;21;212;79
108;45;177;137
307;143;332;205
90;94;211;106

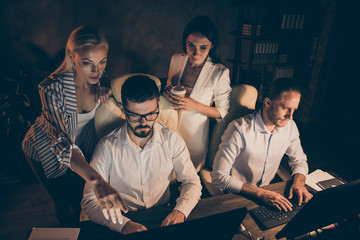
81;75;202;234
211;78;312;212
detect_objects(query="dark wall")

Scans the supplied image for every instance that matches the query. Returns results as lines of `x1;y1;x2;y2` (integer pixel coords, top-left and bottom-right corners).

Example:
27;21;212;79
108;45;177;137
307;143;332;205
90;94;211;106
0;0;238;79
1;0;357;181
0;0;238;181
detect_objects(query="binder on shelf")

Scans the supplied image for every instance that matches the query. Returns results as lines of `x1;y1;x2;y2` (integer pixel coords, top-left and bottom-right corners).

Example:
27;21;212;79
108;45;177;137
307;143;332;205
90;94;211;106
242;23;261;36
241;40;279;64
281;14;305;30
273;65;294;80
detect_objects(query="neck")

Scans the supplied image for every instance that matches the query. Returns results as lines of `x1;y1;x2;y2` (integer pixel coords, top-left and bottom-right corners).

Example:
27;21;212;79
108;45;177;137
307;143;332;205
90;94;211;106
127;125;153;149
74;74;91;89
261;108;276;133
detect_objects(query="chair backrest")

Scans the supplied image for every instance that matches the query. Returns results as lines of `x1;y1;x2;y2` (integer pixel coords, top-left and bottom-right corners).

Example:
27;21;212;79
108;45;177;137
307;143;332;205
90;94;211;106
206;84;258;169
94;96;126;139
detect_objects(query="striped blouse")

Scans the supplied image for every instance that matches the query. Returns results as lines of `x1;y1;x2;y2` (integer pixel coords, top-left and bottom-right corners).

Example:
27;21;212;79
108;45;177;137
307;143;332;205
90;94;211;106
22;72;99;178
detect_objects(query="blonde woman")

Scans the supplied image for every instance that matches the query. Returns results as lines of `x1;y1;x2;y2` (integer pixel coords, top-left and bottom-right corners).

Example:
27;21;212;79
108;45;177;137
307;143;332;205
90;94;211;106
22;26;127;226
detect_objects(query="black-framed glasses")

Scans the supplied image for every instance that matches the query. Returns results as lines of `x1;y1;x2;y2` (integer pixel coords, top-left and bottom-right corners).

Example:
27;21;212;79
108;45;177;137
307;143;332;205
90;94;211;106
123;105;159;123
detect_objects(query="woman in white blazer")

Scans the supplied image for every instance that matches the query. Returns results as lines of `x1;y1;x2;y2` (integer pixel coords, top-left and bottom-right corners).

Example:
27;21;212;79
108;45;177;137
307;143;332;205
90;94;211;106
162;16;231;172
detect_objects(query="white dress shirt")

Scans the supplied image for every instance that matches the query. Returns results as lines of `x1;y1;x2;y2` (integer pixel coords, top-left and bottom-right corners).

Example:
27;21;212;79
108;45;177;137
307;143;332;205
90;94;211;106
211;110;308;193
81;122;202;233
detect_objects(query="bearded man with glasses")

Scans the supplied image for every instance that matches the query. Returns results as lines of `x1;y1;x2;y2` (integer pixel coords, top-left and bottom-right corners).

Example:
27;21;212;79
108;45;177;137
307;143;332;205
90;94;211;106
81;75;202;235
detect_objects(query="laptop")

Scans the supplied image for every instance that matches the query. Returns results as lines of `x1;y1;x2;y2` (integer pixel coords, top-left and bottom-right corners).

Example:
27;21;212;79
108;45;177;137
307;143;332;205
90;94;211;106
79;207;247;240
121;207;248;240
276;178;360;239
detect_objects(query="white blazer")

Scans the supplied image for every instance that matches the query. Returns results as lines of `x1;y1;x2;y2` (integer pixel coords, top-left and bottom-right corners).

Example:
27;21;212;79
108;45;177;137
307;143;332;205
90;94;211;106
160;53;231;171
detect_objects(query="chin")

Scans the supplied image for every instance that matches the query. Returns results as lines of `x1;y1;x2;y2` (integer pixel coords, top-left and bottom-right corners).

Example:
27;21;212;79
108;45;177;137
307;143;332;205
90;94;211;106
135;130;151;138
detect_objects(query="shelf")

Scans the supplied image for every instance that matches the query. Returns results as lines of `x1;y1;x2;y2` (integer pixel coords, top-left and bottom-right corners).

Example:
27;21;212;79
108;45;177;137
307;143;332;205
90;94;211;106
228;31;280;40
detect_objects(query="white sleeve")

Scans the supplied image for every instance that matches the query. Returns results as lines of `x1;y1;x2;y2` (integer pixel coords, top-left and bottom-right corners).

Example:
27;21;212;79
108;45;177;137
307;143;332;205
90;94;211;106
170;132;202;218
213;67;231;121
81;138;130;233
211;121;245;193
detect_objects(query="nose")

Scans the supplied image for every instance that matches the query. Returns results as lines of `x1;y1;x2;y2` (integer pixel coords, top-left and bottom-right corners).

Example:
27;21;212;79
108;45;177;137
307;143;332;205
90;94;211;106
91;63;99;73
286;109;295;119
139;116;147;124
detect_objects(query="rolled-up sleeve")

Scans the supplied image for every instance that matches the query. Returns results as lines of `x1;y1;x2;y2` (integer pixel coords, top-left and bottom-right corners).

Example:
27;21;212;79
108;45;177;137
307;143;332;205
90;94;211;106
213;68;231;121
286;122;308;178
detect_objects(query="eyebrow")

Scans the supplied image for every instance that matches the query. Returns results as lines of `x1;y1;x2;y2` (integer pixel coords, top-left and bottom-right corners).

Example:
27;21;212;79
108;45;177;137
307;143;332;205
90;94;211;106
124;106;159;115
187;40;209;47
81;57;107;62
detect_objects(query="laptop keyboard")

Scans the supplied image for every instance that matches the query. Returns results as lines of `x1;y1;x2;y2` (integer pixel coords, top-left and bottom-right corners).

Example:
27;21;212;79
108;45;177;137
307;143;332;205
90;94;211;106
249;203;304;229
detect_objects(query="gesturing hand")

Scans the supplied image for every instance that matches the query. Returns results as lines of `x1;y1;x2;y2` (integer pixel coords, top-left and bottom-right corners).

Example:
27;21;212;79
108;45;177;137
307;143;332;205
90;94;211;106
93;85;112;104
91;178;128;224
259;189;293;212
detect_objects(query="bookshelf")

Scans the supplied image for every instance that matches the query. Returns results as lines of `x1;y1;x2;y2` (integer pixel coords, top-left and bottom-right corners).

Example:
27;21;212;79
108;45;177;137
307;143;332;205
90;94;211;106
227;0;321;93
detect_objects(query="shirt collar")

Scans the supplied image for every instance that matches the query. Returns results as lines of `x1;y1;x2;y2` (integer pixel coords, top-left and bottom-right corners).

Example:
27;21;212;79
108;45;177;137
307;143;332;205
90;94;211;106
120;122;162;148
254;109;271;134
254;108;285;134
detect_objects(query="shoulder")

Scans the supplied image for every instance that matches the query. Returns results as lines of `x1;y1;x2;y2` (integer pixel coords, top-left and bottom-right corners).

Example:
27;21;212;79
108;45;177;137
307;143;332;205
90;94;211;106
170;53;187;64
39;72;74;90
171;53;187;59
207;57;228;71
284;120;300;136
98;127;124;146
156;122;185;144
231;113;254;131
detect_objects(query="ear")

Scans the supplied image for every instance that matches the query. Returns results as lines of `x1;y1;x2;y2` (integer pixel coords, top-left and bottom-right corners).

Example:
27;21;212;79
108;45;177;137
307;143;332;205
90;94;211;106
119;102;125;114
69;50;75;62
264;97;271;108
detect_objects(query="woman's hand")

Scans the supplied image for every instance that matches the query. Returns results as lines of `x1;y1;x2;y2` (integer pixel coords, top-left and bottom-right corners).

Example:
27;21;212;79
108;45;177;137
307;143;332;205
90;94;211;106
93;86;112;104
163;85;199;112
91;178;128;224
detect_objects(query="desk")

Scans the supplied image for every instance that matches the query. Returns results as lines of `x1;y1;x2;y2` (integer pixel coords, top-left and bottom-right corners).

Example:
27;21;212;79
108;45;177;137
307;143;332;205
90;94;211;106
79;181;295;240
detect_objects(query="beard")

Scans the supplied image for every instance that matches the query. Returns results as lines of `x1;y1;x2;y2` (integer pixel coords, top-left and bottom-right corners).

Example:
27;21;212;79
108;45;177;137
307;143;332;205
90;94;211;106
128;122;152;138
266;106;288;128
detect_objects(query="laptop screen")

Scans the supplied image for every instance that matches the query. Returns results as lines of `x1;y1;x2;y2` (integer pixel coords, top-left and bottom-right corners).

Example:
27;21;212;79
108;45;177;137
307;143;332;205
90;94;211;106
276;179;360;239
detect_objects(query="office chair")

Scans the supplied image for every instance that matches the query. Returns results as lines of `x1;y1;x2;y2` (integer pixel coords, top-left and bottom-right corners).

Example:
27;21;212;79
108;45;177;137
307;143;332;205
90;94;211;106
200;84;258;196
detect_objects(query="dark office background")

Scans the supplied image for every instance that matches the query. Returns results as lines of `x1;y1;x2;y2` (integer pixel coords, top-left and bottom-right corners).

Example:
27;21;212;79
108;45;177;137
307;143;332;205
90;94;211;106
0;0;358;183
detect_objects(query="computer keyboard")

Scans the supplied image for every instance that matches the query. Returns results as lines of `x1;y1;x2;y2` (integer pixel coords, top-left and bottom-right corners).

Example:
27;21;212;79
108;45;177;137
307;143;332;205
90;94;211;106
249;203;304;229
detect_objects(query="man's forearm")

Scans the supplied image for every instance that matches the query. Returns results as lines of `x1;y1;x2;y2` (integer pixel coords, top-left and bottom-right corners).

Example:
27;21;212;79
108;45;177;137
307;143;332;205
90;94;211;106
292;173;306;186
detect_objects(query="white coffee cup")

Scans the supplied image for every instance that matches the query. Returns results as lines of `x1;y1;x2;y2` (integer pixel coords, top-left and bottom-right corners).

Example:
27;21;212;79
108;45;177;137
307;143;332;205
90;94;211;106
171;85;186;97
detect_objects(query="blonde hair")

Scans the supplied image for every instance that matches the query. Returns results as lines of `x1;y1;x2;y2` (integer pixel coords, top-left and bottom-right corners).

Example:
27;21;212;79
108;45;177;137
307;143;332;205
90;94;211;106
52;26;109;75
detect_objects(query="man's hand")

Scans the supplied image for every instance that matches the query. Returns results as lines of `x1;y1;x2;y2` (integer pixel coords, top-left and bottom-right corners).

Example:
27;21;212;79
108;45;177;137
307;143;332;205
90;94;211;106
122;221;147;235
288;174;313;206
91;178;128;224
258;189;293;212
161;210;185;227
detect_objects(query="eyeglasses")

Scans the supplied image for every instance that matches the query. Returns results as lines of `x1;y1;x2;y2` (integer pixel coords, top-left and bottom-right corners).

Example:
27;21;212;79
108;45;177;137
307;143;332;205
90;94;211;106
123;105;159;123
